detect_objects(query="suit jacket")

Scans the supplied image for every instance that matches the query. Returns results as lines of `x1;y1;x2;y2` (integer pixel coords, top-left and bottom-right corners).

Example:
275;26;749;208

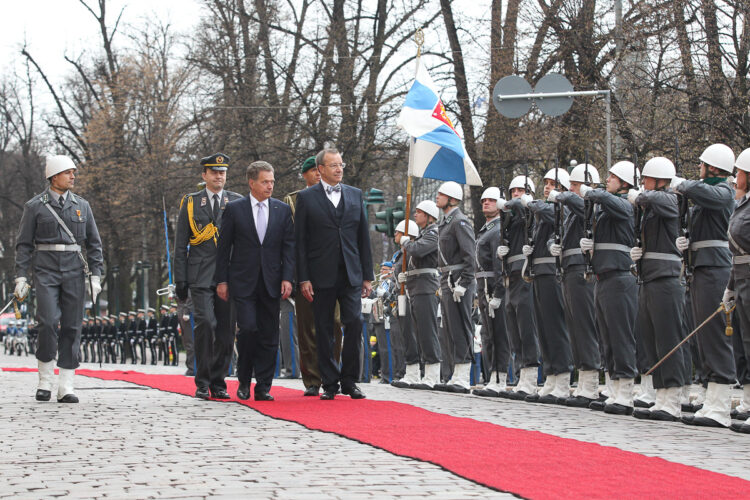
173;188;242;288
214;195;295;299
295;182;374;288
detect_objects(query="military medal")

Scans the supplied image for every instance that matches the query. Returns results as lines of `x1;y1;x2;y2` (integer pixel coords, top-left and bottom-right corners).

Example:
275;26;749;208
76;209;82;221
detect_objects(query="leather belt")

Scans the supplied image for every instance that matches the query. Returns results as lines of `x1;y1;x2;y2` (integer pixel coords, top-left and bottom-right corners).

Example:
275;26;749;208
689;240;729;250
643;252;681;262
532;257;556;265
594;243;631;253
406;268;439;277
734;255;750;265
562;248;582;258
36;243;81;252
438;264;464;273
475;271;494;278
507;254;525;264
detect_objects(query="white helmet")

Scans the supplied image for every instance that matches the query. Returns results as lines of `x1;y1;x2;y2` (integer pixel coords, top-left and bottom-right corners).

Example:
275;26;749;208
734;148;750;173
641;157;675;179
699;143;735;173
45;155;77;179
395;219;419;237
480;187;501;201
508;175;535;194
569;163;601;184
415;199;439;219
609;161;639;186
438;181;463;200
543;167;570;190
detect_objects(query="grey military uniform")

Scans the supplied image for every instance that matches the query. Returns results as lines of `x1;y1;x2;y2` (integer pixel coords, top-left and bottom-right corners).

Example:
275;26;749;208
675;179;736;384
729;193;750;387
584;189;638;381
526;200;573;376
386;251;410;379
402;222;441;365
556;192;601;372
174;188;241;392
635;189;688;389
475;215;511;382
15;188;103;369
438;208;476;366
503;199;540;371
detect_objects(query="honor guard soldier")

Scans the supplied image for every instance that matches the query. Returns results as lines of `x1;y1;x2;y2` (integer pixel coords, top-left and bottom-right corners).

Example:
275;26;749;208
499;176;541;400
174;153;242;400
127;311;139;364
146;307;158;364
522;168;574;404
117;312;128;362
433;181;476;393
728;149;750;433
472;187;511;397
581;162;640;414
671;144;737;428
397;200;442;389
14;155;103;403
630;157;689;422
550;164;602;407
136;309;147;364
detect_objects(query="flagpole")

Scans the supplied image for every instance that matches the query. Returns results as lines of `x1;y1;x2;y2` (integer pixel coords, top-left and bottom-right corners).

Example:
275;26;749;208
399;28;424;317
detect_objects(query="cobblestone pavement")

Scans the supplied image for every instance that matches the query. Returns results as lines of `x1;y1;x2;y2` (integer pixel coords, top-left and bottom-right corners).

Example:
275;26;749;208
1;352;748;499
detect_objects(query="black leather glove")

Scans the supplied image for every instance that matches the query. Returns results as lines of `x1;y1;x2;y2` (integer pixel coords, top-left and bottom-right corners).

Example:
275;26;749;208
175;282;189;301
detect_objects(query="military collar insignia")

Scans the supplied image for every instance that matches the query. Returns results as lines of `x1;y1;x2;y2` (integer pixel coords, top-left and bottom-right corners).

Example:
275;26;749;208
485;221;495;231
223;196;229;204
41;193;50;204
444;215;453;224
200;196;207;207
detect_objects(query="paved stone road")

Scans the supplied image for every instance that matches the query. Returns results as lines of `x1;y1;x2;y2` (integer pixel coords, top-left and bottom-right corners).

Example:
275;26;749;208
1;352;748;499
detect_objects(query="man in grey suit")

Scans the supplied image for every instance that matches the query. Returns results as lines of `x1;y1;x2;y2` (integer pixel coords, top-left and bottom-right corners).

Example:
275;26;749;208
174;153;242;400
14;155;103;403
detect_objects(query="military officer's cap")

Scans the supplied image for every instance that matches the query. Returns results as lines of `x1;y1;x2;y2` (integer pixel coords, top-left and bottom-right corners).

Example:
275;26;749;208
137;309;145;314
160;305;169;311
301;156;317;174
119;312;127;317
147;307;155;313
109;315;116;320
200;153;230;171
128;311;136;316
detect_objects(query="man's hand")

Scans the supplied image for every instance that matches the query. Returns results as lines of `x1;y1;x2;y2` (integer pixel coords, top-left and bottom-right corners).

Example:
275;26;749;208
361;280;372;298
175;281;189;301
300;281;314;302
630;246;643;262
497;245;510;258
216;282;229;302
488;297;502;318
397;272;407;284
670;176;686;191
549;243;562;257
580;237;594;255
520;193;533;207
579;185;593;198
86;275;102;301
280;280;292;300
522;245;534;256
14;277;30;302
627;188;641;205
723;288;736;310
399;236;411;246
547;189;560;203
675;236;690;253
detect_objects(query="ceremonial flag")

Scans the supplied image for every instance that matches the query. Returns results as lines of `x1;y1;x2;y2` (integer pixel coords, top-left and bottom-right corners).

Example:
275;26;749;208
398;60;482;186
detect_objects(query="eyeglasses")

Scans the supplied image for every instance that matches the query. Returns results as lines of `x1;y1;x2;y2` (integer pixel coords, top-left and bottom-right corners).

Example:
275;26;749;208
324;163;346;169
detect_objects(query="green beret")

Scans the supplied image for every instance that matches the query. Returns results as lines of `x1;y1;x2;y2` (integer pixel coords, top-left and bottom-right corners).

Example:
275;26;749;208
300;156;317;174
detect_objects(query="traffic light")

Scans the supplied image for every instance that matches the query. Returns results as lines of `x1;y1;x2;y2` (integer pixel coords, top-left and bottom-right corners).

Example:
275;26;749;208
375;207;395;236
392;199;405;225
363;188;385;212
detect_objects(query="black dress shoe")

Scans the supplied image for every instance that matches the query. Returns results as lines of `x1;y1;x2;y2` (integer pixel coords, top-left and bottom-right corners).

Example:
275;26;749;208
304;385;320;397
524;393;541;402
730;422;750;433
320;389;336;400
443;384;470;394
410;383;432;390
195;387;210;400
589;400;606;411
730;408;750;420
210;389;231;400
432;383;450;392
237;384;250;400
536;394;559;404
634;399;654;408
681;415;725;427
36;389;51;402
505;390;530;400
255;392;274;401
184;369;195;377
57;394;79;403
342;385;366;399
391;380;411;388
633;408;651;419
565;396;594;408
472;388;500;397
604;403;634;415
649;409;679;421
682;403;702;413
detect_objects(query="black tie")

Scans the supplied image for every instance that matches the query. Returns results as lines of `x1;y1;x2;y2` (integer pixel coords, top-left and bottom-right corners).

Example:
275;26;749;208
212;194;220;221
59;195;65;209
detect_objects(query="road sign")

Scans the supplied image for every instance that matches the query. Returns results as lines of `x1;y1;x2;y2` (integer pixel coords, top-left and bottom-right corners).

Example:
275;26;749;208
492;75;532;118
534;73;574;117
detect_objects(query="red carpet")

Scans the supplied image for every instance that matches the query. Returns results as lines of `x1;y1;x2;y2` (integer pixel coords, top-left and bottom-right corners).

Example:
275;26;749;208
5;367;749;499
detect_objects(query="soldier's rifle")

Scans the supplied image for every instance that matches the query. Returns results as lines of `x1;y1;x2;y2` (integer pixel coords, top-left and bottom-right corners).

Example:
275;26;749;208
553;157;563;282
630;152;643;283
521;163;535;283
675;137;693;287
582;151;595;282
499;171;510;288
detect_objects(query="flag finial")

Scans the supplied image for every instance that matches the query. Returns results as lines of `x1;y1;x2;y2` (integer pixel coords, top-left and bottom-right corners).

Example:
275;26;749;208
415;28;424;57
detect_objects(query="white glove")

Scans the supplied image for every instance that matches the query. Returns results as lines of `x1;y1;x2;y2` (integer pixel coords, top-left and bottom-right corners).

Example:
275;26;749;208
520;194;533;207
549;243;562;257
452;285;466;302
497;199;507;211
670;176;686;191
579;237;594;254
547;190;560;203
497;245;510;258
376;285;386;297
488;297;502;318
627;188;641;205
723;288;736;309
630;247;643;262
399;236;411;246
397;272;407;284
522;245;534;256
675;236;689;252
579;184;593;197
14;277;30;301
87;275;102;301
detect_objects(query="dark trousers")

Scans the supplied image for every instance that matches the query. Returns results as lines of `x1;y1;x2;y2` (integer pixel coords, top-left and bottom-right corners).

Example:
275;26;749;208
734;278;750;384
177;296;195;372
296;292;343;388
532;274;573;376
234;275;280;394
478;290;511;380
595;272;638;379
191;286;234;392
562;266;600;371
505;274;540;368
440;281;476;364
312;266;363;392
410;293;440;365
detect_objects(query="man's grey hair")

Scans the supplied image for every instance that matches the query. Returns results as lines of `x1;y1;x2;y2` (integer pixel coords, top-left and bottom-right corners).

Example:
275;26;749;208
246;161;274;181
316;148;340;168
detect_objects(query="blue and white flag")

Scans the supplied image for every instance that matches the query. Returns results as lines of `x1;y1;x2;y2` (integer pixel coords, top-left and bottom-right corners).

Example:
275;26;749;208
398;61;482;186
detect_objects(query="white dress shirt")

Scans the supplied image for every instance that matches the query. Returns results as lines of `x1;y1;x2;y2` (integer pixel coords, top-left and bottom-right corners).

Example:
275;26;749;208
206;188;224;212
250;194;269;240
320;179;342;208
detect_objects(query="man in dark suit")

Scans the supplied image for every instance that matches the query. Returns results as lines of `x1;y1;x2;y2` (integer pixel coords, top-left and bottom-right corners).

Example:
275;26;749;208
295;148;374;400
174;153;242;400
215;161;295;401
